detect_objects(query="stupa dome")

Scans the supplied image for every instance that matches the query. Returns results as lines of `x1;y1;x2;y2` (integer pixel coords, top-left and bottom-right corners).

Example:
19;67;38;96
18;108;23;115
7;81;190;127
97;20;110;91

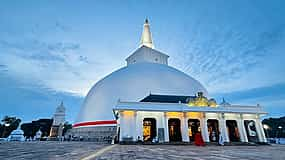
74;19;207;127
75;62;207;126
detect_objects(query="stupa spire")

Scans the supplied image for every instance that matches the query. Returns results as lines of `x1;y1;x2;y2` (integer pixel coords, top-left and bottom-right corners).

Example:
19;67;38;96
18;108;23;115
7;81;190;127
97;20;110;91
140;18;154;48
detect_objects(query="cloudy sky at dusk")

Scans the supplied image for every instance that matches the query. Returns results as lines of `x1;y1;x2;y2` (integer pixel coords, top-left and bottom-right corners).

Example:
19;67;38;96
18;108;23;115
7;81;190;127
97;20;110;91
0;0;285;123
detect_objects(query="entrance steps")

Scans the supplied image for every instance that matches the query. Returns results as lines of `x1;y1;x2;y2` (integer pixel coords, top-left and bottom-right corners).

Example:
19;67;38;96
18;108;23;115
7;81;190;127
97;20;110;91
120;141;269;146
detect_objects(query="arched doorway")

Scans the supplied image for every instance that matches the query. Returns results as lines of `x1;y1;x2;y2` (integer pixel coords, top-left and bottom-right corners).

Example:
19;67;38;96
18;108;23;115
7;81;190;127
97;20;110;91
143;118;156;141
188;119;200;141
207;119;219;142
226;120;240;142
168;118;182;142
244;120;258;142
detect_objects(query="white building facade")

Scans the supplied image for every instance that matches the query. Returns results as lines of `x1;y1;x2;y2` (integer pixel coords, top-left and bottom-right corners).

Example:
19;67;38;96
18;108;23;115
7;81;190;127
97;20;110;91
114;101;267;143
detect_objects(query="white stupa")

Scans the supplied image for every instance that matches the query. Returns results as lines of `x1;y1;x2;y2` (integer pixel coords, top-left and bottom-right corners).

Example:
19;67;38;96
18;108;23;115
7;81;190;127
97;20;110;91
49;102;66;139
71;19;267;144
53;101;66;126
74;19;207;128
7;127;25;141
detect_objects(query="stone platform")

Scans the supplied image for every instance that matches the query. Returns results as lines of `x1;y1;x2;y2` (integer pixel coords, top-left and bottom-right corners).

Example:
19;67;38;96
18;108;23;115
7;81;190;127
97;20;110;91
67;126;117;142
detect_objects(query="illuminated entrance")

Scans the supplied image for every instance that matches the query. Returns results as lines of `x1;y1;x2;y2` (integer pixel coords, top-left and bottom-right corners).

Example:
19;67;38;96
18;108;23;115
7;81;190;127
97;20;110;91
143;118;156;141
168;118;182;142
188;119;200;141
207;119;219;142
226;120;240;142
244;120;258;142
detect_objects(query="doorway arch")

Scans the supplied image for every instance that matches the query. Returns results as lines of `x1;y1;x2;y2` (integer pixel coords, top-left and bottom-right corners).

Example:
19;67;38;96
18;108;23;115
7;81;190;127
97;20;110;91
143;118;156;141
188;119;201;141
168;118;182;142
244;120;258;142
226;120;240;142
207;119;219;142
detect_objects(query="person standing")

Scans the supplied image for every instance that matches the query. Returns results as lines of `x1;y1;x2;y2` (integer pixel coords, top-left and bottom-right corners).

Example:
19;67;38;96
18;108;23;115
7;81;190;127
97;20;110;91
219;132;224;146
194;132;205;146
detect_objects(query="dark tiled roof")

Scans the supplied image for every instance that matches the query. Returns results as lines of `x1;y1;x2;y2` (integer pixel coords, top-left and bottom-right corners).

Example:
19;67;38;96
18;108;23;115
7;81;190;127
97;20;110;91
140;94;195;103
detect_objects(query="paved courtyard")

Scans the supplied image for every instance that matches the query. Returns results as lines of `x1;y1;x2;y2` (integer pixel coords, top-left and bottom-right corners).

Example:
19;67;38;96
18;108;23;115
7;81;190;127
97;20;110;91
95;145;285;160
96;144;285;160
0;142;285;160
0;141;107;160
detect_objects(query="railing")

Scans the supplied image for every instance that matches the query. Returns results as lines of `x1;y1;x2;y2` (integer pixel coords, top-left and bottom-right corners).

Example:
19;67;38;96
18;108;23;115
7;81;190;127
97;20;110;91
218;104;264;113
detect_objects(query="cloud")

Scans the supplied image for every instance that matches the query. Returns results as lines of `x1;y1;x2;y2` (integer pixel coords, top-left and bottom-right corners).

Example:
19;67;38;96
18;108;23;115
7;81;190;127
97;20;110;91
0;73;83;123
0;39;81;61
55;21;72;32
212;83;285;117
0;0;284;121
167;1;285;94
0;14;132;96
1;1;285;99
213;83;285;103
0;20;119;96
0;64;7;68
0;21;96;95
0;64;8;72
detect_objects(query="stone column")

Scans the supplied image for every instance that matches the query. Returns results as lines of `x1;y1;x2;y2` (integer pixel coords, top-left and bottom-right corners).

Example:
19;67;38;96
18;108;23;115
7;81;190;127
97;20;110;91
133;111;137;141
136;112;143;142
164;112;169;142
237;114;248;142
200;113;209;142
119;111;124;142
119;111;137;142
255;115;267;143
219;113;230;142
181;112;190;142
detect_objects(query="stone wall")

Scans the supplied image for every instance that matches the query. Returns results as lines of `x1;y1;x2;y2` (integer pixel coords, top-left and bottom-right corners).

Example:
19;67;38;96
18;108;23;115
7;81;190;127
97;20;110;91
66;126;117;143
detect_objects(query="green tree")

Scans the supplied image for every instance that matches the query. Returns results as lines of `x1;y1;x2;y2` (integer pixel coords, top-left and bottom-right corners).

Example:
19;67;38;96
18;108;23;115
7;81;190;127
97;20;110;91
62;122;72;136
21;119;53;139
262;116;285;138
0;116;21;138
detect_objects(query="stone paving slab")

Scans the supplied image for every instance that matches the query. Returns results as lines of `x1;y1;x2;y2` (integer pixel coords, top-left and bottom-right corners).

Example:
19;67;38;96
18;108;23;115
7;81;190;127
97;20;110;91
95;144;285;160
1;142;285;160
0;141;107;160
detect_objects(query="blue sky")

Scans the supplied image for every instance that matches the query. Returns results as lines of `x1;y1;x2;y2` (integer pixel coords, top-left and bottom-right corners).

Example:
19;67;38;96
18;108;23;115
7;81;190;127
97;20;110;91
0;0;285;123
